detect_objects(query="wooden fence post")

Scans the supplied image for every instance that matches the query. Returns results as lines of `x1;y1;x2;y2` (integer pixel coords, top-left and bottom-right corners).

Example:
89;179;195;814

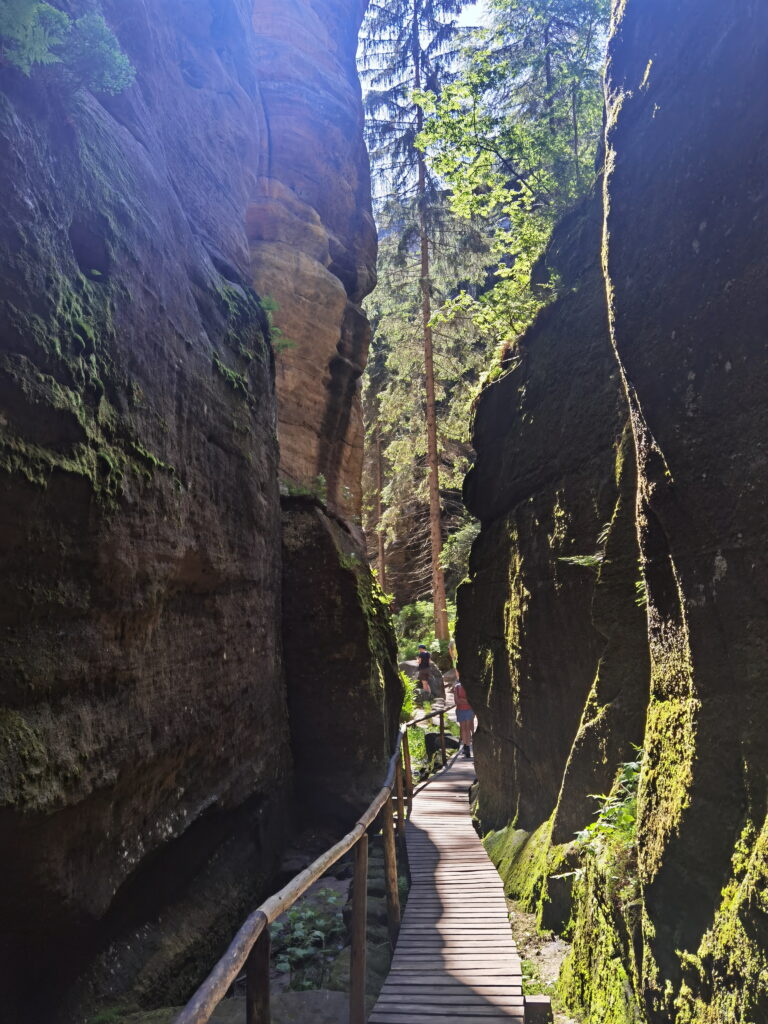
350;833;368;1024
381;796;401;950
439;712;447;767
245;923;271;1024
395;760;406;838
402;729;413;815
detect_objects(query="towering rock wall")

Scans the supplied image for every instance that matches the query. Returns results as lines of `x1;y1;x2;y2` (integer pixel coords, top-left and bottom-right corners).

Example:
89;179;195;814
249;0;376;516
457;194;650;929
460;1;768;1021
0;1;394;1020
0;2;290;1017
598;3;768;1020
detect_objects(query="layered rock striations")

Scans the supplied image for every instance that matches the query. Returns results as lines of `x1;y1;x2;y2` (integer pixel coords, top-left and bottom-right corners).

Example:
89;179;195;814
0;2;290;1016
249;0;376;517
0;0;394;1020
597;3;768;1020
457;194;649;921
460;2;768;1021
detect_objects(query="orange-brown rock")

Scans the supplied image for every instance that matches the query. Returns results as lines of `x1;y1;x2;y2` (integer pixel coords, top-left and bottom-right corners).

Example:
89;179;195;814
249;0;376;517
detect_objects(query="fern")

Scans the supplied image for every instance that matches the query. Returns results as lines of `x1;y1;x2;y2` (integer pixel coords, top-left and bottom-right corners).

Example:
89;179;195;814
0;1;68;74
558;553;603;569
0;3;135;94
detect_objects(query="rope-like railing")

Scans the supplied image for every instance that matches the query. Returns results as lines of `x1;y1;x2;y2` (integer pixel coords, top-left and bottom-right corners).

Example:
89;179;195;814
172;704;453;1024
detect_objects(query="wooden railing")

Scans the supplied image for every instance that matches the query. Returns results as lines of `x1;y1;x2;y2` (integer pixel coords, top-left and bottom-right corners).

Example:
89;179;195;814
172;705;453;1024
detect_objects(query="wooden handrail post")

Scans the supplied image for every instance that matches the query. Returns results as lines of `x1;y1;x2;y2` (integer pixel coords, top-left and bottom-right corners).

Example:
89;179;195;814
394;759;405;838
350;833;368;1024
245;923;271;1024
402;729;413;816
439;712;447;768
381;796;401;951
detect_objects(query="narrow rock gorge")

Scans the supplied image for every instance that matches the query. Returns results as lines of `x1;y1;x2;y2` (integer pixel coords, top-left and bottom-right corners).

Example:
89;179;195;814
458;1;768;1022
0;0;397;1020
2;0;768;1021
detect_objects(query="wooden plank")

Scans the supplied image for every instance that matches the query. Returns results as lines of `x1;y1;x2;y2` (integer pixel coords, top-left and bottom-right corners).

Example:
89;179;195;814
376;995;528;1003
370;758;522;1024
371;1013;523;1019
379;979;523;990
369;1014;524;1023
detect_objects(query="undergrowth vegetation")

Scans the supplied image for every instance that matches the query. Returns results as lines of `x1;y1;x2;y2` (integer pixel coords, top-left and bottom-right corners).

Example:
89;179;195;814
270;888;346;991
393;599;456;660
0;1;134;93
575;750;642;909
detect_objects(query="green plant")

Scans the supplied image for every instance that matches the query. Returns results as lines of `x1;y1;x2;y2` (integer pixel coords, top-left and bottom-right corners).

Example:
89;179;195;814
271;888;346;991
558;553;603;569
400;671;418;722
393;599;456;660
577;755;641;853
213;353;249;395
521;957;558;999
574;751;643;909
0;3;134;93
260;295;296;354
286;474;328;503
60;13;134;94
85;1007;136;1024
0;0;67;73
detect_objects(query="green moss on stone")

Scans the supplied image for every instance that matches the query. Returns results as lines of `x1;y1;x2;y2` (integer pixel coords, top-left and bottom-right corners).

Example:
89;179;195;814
674;815;768;1024
484;814;570;926
560;856;645;1024
639;621;698;886
0;708;55;808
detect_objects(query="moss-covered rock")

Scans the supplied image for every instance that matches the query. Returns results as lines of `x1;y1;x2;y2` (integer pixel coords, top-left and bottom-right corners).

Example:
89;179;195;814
281;495;402;824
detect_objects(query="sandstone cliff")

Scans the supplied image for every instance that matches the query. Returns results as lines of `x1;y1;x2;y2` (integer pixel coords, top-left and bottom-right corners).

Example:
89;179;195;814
249;0;376;517
459;1;768;1021
0;1;394;1020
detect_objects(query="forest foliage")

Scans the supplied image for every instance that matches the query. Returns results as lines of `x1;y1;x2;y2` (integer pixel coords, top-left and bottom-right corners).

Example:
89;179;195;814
360;0;609;611
0;0;134;93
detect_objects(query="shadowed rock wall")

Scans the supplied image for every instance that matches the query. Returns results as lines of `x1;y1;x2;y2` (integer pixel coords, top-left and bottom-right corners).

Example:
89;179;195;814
0;2;291;1017
598;2;768;1020
0;0;393;1019
459;2;768;1021
281;496;401;824
457;195;648;838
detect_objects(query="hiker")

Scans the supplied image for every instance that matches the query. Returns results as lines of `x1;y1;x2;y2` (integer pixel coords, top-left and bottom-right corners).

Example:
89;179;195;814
416;644;432;693
453;672;474;758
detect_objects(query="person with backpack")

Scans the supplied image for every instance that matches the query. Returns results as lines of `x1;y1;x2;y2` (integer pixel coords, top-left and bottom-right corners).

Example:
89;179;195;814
453;671;474;758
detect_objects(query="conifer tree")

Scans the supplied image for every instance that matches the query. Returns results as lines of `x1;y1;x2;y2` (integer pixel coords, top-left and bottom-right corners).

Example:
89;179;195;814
360;0;466;642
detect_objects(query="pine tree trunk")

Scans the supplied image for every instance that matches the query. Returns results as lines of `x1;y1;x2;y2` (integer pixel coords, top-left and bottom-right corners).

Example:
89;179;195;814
571;84;581;188
415;135;449;638
376;427;387;592
544;21;556;137
409;14;448;642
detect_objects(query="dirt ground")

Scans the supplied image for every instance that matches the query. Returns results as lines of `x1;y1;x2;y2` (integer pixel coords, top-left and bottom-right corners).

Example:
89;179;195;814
506;898;580;1024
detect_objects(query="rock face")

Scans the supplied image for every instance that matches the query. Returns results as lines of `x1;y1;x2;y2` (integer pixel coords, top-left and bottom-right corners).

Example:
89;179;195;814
0;2;291;1017
0;1;393;1020
458;195;649;836
598;3;768;1021
248;0;376;517
460;2;768;1022
281;496;401;823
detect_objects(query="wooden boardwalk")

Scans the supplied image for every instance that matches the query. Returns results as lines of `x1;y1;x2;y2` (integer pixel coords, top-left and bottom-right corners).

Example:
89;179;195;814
369;755;524;1024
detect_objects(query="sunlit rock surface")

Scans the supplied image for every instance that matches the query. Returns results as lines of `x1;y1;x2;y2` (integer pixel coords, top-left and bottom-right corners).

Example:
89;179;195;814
249;0;376;516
